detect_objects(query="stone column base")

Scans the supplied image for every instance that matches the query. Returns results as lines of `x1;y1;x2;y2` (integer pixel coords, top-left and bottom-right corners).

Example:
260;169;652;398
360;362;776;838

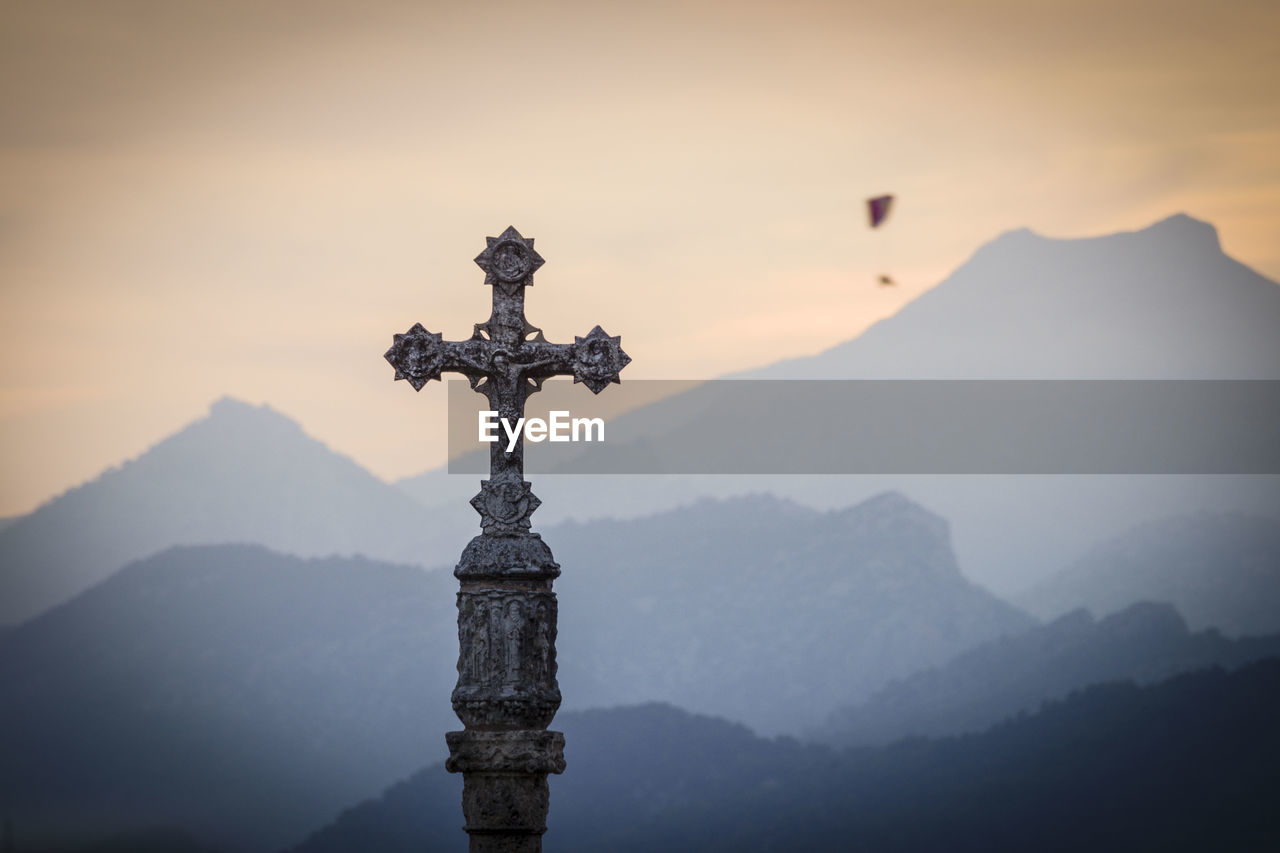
446;730;566;852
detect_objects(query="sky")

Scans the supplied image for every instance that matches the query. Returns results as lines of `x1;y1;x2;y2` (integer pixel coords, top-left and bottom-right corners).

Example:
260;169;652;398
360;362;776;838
1;0;1278;517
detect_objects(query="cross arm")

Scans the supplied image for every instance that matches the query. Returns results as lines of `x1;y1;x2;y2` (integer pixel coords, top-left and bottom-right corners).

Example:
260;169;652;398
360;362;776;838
523;326;631;394
384;323;492;390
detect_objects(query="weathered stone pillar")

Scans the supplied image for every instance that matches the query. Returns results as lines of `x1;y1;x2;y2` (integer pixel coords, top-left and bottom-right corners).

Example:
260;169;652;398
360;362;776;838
445;531;566;851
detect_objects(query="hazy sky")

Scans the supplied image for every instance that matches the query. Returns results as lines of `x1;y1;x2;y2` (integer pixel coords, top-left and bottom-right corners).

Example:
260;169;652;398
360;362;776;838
1;0;1278;516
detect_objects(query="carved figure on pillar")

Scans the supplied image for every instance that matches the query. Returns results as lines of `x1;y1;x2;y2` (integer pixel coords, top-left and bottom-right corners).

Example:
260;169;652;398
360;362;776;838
383;226;630;852
503;600;523;686
533;602;552;685
469;600;489;684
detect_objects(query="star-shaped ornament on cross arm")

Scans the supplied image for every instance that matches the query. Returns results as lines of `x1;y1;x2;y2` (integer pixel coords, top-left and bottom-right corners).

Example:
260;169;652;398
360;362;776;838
385;323;445;391
572;326;632;394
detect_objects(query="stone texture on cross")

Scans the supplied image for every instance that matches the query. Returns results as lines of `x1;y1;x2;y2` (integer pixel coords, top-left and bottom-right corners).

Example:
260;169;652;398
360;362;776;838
384;226;629;852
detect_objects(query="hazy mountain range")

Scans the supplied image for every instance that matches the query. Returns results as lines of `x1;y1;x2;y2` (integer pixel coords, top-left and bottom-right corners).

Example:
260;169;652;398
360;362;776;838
7;515;1274;849
811;600;1280;748
548;491;1032;732
0;489;1035;850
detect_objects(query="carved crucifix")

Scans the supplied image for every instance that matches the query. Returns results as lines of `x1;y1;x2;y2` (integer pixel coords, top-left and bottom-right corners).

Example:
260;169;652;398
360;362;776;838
384;226;629;852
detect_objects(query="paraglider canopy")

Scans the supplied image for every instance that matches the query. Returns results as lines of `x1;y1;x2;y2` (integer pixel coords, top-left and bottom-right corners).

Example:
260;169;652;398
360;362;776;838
867;194;894;228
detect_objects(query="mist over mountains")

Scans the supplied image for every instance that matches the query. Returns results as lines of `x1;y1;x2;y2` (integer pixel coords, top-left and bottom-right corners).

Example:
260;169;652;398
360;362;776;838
0;489;1037;850
812;600;1280;748
550;491;1032;732
1017;512;1280;635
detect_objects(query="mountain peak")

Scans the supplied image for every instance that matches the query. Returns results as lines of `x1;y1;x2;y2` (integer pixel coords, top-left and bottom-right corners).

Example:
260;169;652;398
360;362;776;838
989;225;1040;244
205;396;303;433
0;395;442;626
1098;601;1190;637
986;212;1221;254
208;395;262;416
833;490;950;542
749;209;1279;382
851;489;929;517
1141;212;1221;250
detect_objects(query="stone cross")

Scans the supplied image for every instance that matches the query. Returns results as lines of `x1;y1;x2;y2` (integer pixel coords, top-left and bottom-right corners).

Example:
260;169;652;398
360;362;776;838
384;226;630;852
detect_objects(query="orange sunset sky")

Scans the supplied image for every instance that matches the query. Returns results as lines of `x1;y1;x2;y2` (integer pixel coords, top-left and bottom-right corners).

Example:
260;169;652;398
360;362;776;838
2;0;1278;517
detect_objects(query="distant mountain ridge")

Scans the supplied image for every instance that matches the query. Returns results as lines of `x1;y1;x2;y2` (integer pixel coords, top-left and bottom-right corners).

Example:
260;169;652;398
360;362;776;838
811;600;1280;747
0;397;454;626
548;491;1034;733
1017;512;1280;635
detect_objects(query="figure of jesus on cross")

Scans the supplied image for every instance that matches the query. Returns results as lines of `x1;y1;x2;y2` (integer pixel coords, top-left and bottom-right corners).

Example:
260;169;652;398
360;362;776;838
384;226;630;852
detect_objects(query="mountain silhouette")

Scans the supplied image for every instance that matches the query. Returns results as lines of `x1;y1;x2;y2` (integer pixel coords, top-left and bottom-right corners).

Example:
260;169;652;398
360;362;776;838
0;397;454;626
812;600;1280;747
290;659;1280;853
1017;512;1280;636
745;213;1280;380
